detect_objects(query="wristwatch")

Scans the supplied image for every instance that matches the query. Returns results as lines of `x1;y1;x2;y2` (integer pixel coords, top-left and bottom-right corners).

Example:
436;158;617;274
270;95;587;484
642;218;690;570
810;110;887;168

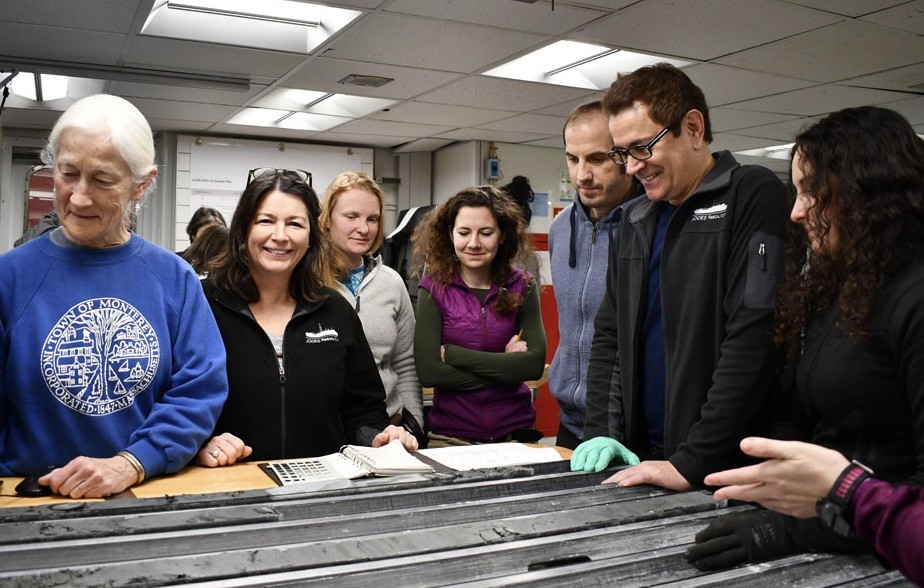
816;460;873;537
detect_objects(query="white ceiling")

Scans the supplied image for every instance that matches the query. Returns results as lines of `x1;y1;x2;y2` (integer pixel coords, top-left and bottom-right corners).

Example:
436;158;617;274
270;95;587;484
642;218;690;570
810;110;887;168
1;0;922;174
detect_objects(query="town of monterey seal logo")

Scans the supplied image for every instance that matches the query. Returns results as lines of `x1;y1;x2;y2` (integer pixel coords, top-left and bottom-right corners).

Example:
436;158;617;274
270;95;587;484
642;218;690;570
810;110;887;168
41;298;159;416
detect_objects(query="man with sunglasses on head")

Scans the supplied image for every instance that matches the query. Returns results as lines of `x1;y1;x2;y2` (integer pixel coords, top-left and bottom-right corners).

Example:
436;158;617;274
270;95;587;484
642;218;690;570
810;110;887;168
571;63;789;492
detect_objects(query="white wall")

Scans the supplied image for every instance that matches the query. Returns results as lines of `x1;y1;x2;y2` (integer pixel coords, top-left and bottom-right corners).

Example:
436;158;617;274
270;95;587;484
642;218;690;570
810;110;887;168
486;141;570;234
432;141;479;205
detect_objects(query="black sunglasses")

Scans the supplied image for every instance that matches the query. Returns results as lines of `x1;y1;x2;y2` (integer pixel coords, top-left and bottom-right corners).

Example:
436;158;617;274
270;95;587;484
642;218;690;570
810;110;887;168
247;168;312;187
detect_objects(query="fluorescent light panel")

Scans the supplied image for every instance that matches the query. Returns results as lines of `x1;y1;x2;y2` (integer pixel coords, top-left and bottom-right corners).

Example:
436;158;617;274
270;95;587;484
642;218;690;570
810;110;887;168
483;40;691;90
253;89;396;118
227;107;351;132
3;72;68;101
141;0;361;54
736;143;795;160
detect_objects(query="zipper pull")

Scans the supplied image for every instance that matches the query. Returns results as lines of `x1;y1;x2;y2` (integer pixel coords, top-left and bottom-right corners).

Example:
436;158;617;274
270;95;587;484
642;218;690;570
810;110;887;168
591;223;597;245
758;242;767;270
278;361;286;384
482;306;487;319
355;295;361;313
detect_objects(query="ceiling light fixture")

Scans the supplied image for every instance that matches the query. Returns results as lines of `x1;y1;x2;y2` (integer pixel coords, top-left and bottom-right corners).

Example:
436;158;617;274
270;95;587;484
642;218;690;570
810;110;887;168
9;72;68;101
142;0;361;55
735;143;795;160
166;1;319;27
483;40;690;90
0;57;249;90
544;49;619;77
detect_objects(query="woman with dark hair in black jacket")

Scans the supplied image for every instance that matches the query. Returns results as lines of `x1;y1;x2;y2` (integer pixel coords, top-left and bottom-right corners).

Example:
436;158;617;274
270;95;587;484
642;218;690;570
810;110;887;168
196;170;417;465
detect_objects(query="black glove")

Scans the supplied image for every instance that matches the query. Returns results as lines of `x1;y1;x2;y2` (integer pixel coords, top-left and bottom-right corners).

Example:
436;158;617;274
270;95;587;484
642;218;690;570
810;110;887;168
685;510;797;571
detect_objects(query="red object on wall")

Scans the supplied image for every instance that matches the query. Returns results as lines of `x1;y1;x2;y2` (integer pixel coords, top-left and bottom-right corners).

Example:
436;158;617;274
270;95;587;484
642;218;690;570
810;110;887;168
534;284;561;437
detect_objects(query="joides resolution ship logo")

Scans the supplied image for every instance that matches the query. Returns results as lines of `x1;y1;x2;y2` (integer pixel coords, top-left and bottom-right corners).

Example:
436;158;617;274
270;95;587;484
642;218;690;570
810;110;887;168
41;298;159;416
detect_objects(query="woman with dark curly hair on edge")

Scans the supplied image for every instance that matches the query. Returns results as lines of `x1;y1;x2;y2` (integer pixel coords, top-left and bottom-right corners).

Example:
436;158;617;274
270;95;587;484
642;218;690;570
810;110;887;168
412;186;546;447
687;106;924;572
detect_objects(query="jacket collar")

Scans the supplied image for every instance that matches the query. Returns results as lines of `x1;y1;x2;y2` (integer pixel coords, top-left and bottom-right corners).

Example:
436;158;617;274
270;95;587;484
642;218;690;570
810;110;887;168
627;150;741;224
204;277;327;318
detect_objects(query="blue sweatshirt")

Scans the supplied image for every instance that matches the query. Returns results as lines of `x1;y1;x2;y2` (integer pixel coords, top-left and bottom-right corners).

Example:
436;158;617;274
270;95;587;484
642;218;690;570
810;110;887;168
0;231;228;477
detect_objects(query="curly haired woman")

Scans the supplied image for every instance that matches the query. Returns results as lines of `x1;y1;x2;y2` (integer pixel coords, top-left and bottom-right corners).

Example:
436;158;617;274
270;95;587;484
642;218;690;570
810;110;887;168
412;186;546;446
688;106;924;571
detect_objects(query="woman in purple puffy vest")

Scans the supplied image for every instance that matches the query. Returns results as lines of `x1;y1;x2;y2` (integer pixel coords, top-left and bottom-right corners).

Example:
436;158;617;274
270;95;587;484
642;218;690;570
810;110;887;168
412;186;546;447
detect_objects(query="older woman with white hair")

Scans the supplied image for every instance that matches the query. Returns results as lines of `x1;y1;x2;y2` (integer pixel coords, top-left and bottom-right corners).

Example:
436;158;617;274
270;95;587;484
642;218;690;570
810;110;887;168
0;94;228;498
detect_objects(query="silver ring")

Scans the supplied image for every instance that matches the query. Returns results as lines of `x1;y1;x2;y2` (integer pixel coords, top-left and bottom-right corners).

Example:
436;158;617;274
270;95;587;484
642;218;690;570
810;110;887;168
211;449;221;458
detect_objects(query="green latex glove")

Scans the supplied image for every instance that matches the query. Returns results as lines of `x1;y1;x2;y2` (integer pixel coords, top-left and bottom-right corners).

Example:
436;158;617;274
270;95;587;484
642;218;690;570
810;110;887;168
570;436;640;473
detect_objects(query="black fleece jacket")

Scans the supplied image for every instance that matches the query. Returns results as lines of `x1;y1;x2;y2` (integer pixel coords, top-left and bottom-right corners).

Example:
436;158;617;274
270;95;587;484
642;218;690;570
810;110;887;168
203;279;389;461
584;151;790;487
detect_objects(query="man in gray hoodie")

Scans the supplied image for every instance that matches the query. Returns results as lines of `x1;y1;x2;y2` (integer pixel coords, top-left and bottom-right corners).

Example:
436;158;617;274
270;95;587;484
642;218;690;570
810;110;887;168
548;100;637;449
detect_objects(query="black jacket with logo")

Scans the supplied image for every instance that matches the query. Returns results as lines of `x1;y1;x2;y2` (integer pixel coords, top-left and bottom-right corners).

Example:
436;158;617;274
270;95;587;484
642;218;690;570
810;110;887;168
203;279;389;461
584;151;790;486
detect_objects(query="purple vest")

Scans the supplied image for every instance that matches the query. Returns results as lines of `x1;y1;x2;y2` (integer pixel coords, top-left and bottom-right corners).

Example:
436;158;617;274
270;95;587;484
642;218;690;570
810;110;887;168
420;268;535;440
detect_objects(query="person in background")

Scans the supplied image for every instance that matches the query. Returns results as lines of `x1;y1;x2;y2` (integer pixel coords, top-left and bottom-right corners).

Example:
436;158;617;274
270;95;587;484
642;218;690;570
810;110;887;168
0;94;228;497
180;223;229;278
197;170;416;466
13;210;60;247
499;175;541;278
186;206;226;244
412;186;546;446
572;63;789;490
320;171;425;445
687;107;923;569
548;100;637;450
177;206;225;256
695;437;924;585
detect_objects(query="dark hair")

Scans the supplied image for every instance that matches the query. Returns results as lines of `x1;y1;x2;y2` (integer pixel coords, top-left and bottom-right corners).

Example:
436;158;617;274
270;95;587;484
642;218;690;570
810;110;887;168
211;173;332;304
774;106;924;356
411;185;534;314
602;63;712;143
186;207;226;241
500;175;535;224
562;99;603;143
181;224;229;276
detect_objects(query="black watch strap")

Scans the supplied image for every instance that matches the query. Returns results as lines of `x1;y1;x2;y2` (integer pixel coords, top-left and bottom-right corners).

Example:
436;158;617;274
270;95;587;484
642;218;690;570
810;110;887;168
816;460;873;536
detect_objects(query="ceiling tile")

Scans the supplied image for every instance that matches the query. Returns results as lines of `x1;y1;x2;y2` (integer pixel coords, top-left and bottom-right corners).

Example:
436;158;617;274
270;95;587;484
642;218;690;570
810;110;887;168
311;131;414;148
145;119;216;133
0;0;140;32
727;84;912;116
532;94;603;116
125;36;306;78
782;0;908;17
435;128;553;143
862;0;924;35
385;0;606;34
683;63;816;107
419;76;592;111
710;108;801;133
207;123;323;140
129;98;238;123
320;12;545;73
392;138;456;152
733;116;825;142
375;101;512;127
0;23;125;66
283;57;461;99
715;20;924;82
480;113;565;135
107;81;267;106
572;0;841;61
711;133;790;152
522;136;567;148
880;96;924;125
332;119;455;137
839;62;924;94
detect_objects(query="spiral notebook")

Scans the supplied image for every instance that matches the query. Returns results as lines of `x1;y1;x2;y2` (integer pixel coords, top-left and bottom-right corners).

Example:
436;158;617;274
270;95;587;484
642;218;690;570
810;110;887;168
263;439;434;486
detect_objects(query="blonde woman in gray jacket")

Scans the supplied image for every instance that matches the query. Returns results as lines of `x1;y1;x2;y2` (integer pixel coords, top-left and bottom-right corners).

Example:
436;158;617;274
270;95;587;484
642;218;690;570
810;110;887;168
321;172;425;444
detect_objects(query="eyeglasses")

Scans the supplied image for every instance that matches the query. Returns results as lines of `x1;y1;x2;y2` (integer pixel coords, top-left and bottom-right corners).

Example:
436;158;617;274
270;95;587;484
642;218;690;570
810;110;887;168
607;126;671;166
247;168;313;187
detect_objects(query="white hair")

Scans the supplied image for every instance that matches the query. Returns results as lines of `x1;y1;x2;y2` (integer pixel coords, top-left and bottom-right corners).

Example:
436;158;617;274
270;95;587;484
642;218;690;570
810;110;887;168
41;94;157;196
